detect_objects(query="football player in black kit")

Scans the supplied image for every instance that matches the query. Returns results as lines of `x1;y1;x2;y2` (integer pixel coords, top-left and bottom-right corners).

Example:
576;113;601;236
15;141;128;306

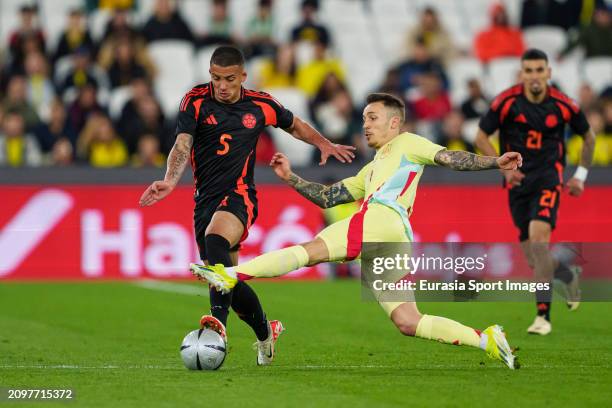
475;49;595;335
139;46;355;363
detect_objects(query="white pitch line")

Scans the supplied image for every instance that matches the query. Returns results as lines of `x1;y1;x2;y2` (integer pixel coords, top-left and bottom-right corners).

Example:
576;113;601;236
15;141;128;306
0;365;177;370
132;279;209;297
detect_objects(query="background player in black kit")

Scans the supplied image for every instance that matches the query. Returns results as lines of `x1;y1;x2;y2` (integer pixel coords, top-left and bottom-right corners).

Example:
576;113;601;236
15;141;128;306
475;49;595;335
139;46;355;364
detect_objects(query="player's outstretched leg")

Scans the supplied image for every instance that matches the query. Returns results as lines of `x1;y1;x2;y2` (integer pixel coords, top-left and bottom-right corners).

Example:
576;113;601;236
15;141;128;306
390;303;519;369
191;244;311;291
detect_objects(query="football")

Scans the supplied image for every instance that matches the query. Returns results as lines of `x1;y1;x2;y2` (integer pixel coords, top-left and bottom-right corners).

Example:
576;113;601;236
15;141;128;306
180;329;227;370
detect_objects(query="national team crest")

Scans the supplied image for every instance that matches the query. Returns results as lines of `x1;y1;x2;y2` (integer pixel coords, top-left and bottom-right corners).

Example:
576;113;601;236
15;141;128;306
242;113;257;129
545;114;558;128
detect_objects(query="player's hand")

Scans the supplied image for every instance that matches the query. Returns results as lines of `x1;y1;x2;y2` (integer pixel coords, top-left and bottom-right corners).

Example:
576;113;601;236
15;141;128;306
497;151;523;171
270;152;292;182
566;177;584;197
139;180;175;207
502;169;525;187
318;142;356;165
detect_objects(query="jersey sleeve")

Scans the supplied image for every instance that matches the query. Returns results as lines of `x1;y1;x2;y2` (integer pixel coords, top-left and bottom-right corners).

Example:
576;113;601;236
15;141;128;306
175;94;199;136
252;92;294;129
340;162;371;201
404;135;446;165
569;107;590;135
478;106;500;135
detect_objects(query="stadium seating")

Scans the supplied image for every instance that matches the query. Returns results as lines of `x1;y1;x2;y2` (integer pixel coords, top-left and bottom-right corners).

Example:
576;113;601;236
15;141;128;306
108;86;133;121
449;57;485;105
262;87;314;166
487;57;521;95
523;26;567;59
148;40;196;117
179;0;211;37
583;57;612;94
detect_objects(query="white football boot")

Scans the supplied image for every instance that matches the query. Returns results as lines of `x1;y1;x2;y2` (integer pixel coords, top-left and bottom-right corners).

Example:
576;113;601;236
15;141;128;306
527;315;552;335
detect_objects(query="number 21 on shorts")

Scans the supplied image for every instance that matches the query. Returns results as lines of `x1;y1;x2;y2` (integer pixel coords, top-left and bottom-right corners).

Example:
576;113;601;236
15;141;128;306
217;133;232;155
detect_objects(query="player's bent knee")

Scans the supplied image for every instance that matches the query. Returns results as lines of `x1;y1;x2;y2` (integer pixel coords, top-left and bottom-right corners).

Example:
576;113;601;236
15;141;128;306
301;238;330;265
390;304;422;336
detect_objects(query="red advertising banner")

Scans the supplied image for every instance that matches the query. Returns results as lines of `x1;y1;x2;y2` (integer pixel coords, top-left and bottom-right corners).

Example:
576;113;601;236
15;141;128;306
1;185;611;280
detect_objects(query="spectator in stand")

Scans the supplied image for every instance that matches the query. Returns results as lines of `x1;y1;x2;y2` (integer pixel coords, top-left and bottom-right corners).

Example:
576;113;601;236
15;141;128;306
67;83;103;134
567;109;611;166
560;3;612;59
409;72;451;122
101;7;140;43
87;0;135;11
106;36;150;88
49;137;74;166
116;78;154;129
131;133;165;167
8;5;46;75
256;44;296;88
474;2;525;63
117;94;170;155
295;40;346;97
405;7;456;67
2;75;40;131
24;52;55;120
311;89;361;164
309;73;345;118
603;98;612;134
520;0;582;30
377;67;402;97
460;78;489;119
0;110;42;167
53;8;95;64
34;98;78;155
245;0;277;59
58;47;100;98
77;113;127;167
200;0;236;46
396;38;448;96
142;0;194;44
436;110;474;152
290;0;330;46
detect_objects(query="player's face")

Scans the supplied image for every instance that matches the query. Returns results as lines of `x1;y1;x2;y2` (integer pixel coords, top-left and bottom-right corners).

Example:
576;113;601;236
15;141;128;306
520;59;550;97
362;102;400;149
209;64;247;103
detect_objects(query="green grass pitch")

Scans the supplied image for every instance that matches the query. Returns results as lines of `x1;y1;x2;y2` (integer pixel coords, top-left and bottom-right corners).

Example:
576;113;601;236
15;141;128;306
1;280;611;407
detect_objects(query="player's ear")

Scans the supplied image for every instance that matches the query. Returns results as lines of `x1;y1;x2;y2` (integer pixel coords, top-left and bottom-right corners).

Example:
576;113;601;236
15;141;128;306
546;66;552;80
390;115;401;130
241;69;247;84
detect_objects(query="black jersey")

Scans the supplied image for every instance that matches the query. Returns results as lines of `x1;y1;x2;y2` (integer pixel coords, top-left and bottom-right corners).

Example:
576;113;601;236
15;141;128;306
176;83;294;199
479;84;589;192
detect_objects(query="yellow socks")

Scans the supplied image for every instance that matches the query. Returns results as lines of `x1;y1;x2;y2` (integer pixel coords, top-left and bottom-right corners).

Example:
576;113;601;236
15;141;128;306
415;314;483;349
236;245;310;279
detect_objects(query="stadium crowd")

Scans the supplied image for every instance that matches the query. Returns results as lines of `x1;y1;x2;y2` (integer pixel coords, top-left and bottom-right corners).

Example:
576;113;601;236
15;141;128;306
0;0;611;168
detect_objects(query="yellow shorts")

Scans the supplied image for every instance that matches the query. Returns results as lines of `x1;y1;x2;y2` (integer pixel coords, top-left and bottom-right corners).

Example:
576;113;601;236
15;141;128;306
316;203;413;316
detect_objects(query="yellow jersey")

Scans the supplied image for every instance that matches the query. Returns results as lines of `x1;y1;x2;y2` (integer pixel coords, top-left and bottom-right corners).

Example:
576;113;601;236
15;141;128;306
341;132;445;240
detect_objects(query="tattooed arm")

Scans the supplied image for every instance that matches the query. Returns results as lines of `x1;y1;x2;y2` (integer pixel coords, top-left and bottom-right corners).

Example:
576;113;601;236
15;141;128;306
433;149;522;171
139;133;193;206
270;152;356;208
164;133;194;186
287;173;355;208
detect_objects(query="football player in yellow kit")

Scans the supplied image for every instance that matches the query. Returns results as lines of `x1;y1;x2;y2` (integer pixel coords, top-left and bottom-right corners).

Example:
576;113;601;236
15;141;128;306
192;93;522;369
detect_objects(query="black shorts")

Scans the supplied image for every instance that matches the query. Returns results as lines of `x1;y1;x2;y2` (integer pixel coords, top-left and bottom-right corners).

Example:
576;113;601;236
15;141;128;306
194;189;258;261
509;185;561;242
